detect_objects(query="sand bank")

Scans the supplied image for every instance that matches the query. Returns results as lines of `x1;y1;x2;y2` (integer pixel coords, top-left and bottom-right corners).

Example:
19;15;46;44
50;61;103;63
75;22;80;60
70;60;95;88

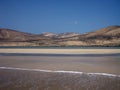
0;48;120;54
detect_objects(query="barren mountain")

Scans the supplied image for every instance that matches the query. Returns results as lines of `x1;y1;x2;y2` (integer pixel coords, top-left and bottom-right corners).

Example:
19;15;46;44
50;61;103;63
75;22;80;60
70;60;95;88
81;26;120;39
40;32;57;38
0;26;120;46
56;32;79;38
0;29;48;46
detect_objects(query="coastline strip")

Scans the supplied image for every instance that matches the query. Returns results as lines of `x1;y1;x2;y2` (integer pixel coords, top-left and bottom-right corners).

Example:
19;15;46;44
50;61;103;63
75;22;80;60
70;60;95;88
0;53;120;56
0;67;120;77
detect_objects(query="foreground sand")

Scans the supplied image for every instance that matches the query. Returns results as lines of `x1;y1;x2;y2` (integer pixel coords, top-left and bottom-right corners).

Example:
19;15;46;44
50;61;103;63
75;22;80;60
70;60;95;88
0;48;120;90
0;69;120;90
0;48;120;54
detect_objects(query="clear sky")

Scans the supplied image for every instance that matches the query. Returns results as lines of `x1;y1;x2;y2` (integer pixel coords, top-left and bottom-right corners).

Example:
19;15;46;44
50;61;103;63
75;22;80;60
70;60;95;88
0;0;120;34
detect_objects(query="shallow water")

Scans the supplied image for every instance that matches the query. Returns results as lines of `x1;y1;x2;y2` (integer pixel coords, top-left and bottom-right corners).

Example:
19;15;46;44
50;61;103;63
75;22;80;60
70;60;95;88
0;46;120;49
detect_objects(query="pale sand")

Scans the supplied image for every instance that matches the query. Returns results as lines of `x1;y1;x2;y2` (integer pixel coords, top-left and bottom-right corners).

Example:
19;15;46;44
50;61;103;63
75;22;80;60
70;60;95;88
0;48;120;54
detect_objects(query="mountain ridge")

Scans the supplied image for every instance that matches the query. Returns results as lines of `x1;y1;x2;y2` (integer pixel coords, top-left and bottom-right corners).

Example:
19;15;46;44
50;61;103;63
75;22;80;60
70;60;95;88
0;26;120;46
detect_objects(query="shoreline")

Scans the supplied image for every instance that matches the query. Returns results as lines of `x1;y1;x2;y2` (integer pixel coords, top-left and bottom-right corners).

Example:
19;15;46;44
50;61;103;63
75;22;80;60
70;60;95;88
0;67;120;77
0;48;120;54
0;53;120;57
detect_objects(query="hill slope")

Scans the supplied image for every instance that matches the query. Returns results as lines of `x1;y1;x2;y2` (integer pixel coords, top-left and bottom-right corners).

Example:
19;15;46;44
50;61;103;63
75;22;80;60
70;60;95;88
0;26;120;46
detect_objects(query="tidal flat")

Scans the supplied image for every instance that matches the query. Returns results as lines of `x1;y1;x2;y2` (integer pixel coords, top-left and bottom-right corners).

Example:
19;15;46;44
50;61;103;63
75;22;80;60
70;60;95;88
0;48;120;90
0;69;120;90
0;55;120;75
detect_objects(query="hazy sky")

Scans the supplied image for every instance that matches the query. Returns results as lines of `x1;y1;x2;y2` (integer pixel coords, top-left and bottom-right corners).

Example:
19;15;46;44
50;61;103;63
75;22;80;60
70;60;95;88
0;0;120;34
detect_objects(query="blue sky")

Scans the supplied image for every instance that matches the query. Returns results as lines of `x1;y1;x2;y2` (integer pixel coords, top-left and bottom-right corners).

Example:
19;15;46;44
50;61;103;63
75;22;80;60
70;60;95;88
0;0;120;34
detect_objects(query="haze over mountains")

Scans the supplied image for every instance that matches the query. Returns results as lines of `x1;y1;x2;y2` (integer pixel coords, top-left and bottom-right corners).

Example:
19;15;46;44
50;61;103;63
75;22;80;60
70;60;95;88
0;26;120;46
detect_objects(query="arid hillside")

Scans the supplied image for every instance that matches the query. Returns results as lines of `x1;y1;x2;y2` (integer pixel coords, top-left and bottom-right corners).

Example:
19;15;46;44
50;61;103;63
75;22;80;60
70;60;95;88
0;26;120;46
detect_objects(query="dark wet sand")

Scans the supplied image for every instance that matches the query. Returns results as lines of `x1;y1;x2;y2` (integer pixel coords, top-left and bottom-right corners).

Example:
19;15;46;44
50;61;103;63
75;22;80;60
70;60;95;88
0;69;120;90
0;55;120;75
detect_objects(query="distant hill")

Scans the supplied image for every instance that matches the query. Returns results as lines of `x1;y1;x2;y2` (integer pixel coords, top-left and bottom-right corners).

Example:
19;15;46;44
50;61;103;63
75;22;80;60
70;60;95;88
0;26;120;46
81;26;120;39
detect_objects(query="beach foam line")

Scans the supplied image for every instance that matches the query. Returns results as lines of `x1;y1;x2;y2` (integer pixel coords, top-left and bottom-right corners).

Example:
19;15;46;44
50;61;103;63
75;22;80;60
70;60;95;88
0;67;120;77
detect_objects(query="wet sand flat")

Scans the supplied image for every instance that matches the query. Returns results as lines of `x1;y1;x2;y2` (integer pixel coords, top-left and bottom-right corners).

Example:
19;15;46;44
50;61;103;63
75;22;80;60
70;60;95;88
0;69;120;90
0;55;120;75
0;66;120;90
0;48;120;90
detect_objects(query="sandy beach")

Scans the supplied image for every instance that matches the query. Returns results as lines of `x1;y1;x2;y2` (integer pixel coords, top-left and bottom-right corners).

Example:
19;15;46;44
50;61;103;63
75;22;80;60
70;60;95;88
0;69;119;90
0;55;120;75
0;48;120;90
0;48;120;74
0;48;120;54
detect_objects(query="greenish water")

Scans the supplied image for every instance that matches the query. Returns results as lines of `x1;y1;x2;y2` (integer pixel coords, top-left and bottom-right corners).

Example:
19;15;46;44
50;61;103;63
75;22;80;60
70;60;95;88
0;46;120;49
